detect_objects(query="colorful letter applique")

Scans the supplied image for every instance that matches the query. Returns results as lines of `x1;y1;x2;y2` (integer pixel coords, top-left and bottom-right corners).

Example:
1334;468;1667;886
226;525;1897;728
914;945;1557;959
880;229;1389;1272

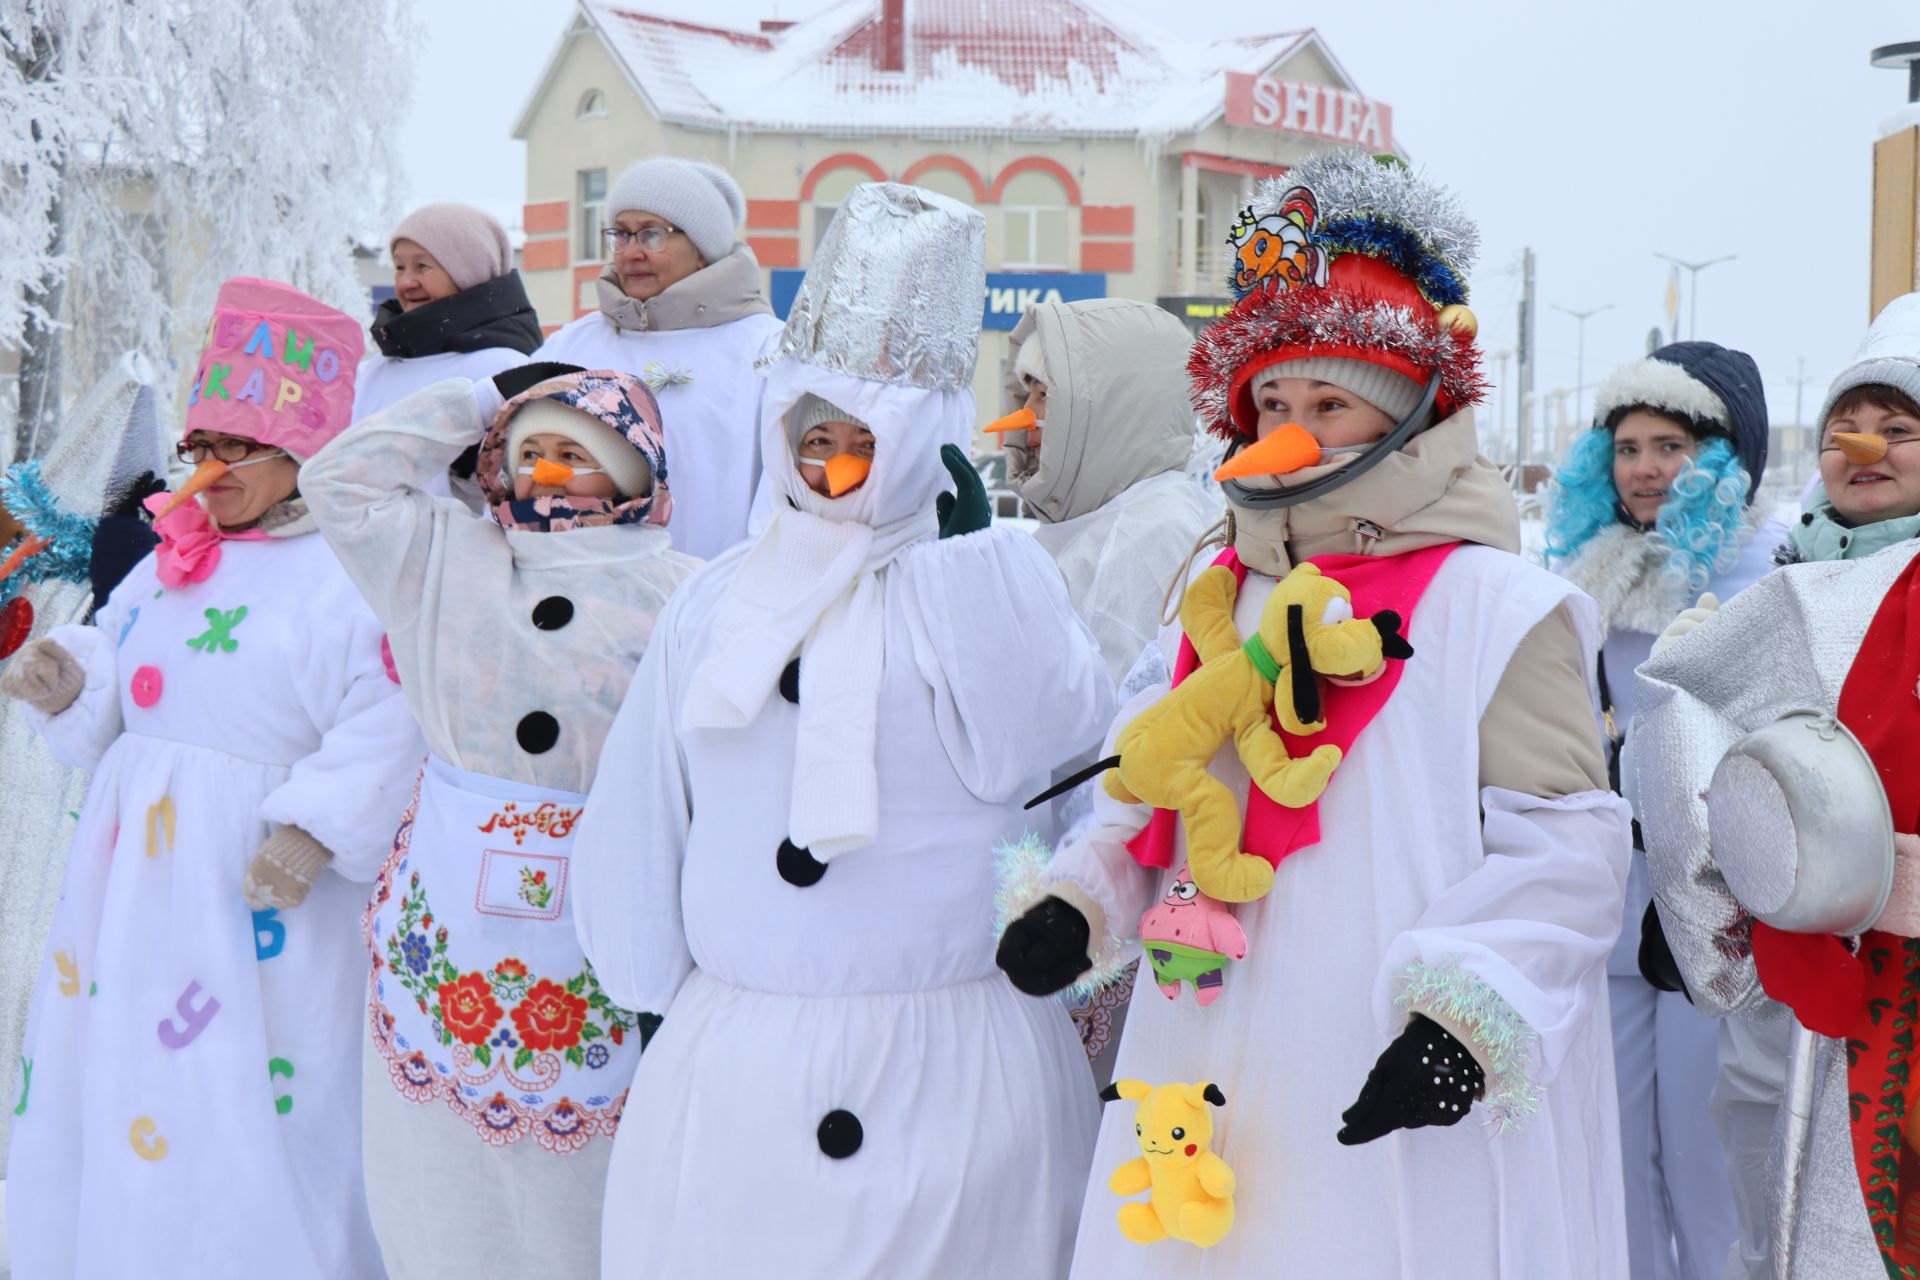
129;1116;168;1160
146;797;177;858
253;908;286;961
186;605;248;654
156;981;221;1049
269;1057;295;1114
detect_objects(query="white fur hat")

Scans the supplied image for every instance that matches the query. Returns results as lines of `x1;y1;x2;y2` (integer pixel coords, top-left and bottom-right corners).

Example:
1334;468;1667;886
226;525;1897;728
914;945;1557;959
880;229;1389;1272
505;399;653;497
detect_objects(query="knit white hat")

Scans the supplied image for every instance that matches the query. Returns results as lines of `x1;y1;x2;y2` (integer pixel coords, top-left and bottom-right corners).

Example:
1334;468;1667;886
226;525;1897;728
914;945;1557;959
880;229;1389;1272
607;158;746;263
505;399;653;497
1013;334;1049;387
1251;356;1425;424
790;394;867;441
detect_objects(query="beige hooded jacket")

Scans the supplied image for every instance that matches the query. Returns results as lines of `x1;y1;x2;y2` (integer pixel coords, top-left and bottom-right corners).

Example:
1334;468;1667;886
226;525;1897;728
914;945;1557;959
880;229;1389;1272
1002;299;1217;684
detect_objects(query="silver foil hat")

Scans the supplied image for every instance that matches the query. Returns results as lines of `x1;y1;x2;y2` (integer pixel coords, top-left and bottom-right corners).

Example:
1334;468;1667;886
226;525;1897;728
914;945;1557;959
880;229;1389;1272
38;351;165;518
767;182;986;391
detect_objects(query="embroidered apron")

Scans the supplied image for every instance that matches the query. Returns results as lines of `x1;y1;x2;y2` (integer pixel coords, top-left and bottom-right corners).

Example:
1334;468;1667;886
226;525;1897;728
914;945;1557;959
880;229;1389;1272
364;756;644;1153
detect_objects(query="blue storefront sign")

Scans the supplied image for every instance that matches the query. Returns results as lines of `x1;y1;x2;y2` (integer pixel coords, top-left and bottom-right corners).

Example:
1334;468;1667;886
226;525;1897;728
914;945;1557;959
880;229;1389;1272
770;269;1107;330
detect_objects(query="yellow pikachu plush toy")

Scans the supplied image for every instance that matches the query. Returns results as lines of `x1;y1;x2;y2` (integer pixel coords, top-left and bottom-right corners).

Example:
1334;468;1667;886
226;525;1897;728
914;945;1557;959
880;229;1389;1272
1100;1078;1235;1248
1102;561;1412;903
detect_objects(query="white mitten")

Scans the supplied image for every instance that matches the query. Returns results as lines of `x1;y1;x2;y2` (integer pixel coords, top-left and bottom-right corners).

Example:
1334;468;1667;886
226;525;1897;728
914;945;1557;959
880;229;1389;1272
1651;592;1720;659
1874;834;1920;937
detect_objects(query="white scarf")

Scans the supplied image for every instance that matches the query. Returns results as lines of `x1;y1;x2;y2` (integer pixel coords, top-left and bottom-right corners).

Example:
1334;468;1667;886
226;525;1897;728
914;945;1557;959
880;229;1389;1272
682;360;967;859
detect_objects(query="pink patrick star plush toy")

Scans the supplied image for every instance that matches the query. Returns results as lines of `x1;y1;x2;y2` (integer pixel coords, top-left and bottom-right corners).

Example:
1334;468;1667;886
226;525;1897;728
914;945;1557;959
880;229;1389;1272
1139;867;1248;1006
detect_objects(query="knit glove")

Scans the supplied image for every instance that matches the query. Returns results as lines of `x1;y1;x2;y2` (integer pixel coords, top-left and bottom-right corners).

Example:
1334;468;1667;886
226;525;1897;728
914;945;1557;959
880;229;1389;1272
1637;899;1691;997
0;637;84;716
491;361;586;409
996;896;1093;996
242;825;335;911
1336;1014;1486;1146
936;444;992;539
1651;592;1719;659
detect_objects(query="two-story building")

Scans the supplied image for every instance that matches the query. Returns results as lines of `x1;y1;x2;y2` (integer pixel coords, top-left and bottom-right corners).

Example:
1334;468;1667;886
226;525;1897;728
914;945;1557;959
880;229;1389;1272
512;0;1399;420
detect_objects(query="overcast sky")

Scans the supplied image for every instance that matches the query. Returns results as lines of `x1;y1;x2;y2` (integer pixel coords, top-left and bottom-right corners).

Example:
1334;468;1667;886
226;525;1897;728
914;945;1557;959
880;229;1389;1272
398;0;1920;436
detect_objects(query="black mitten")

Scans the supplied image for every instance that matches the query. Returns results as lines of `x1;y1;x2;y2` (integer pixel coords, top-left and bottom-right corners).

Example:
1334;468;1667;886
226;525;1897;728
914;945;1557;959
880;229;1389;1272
1336;1013;1485;1146
492;361;586;402
996;896;1092;996
1638;899;1691;999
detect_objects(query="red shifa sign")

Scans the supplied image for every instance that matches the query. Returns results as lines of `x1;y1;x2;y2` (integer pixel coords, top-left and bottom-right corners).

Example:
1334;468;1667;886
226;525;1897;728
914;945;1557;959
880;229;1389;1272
1225;73;1393;152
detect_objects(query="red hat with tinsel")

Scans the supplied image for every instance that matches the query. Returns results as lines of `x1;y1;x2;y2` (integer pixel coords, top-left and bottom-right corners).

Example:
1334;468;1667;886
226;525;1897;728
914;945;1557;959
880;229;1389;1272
1189;150;1487;442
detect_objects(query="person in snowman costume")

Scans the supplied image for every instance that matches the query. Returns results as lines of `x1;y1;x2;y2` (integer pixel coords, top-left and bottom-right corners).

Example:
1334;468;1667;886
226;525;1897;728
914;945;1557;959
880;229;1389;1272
996;150;1634;1276
2;277;422;1278
300;361;700;1277
571;181;1115;1278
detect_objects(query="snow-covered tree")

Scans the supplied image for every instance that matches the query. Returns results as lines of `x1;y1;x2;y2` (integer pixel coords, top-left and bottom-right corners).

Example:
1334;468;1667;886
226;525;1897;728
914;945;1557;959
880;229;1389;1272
0;0;412;459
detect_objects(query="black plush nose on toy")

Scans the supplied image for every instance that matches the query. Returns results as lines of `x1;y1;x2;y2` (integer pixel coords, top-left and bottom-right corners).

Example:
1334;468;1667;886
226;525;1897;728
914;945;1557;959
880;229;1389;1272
1371;610;1415;661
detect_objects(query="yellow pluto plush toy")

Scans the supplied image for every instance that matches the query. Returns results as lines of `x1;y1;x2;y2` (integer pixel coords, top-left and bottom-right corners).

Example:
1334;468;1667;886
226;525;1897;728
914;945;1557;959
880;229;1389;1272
1100;1078;1236;1248
1103;561;1411;903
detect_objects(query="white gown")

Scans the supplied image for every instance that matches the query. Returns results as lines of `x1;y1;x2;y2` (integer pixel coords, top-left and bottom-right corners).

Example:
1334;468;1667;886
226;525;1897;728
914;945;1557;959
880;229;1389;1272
1046;546;1633;1277
6;527;421;1279
575;521;1116;1278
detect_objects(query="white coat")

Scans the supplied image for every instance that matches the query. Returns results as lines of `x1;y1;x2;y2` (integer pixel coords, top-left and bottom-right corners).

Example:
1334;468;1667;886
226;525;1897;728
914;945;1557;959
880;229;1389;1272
6;523;420;1279
573;357;1116;1278
1045;546;1634;1277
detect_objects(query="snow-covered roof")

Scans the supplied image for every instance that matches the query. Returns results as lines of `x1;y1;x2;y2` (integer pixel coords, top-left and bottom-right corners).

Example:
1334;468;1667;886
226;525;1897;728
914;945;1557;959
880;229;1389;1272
543;0;1332;139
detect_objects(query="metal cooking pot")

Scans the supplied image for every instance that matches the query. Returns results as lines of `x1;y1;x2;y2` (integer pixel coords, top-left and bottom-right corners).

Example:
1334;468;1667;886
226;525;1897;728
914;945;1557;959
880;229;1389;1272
1706;708;1895;935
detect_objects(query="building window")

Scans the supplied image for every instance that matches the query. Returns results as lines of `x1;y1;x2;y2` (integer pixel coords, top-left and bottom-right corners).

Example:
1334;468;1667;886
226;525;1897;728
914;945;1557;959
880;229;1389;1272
577;167;607;261
1000;170;1069;270
576;88;607;119
909;166;977;208
810;167;874;251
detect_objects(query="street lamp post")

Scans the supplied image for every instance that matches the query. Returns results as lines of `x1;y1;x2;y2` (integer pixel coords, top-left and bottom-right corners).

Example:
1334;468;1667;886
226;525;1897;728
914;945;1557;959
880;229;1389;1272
1654;253;1738;339
1551;303;1614;425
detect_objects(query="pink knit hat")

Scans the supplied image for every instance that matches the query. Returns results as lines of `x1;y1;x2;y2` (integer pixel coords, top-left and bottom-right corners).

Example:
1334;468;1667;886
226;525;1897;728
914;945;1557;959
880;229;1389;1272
390;202;512;291
184;277;363;459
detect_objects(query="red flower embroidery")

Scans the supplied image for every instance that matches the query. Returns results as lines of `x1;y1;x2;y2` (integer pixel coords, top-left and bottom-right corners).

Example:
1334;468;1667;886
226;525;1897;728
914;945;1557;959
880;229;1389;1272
511;979;589;1052
438;972;503;1045
497;958;529;981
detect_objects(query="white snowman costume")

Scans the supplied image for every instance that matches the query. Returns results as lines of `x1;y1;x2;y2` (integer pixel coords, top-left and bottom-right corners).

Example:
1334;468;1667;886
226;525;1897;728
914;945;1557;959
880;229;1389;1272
300;371;699;1278
5;521;419;1278
573;183;1116;1279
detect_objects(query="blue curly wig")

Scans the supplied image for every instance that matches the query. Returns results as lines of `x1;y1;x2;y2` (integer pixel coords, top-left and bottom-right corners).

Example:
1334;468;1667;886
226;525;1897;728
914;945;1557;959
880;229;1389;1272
1544;431;1751;596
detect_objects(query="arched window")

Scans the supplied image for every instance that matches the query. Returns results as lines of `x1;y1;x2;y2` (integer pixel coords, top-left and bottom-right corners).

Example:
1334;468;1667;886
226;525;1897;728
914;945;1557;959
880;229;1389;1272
909;166;978;208
811;167;875;250
1000;170;1069;270
576;88;607;119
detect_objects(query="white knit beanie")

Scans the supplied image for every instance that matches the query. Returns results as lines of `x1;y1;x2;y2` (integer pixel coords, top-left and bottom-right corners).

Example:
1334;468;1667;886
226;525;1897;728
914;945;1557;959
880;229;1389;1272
606;158;746;263
505;400;653;497
789;394;867;441
1252;357;1424;424
1014;335;1049;387
390;202;512;291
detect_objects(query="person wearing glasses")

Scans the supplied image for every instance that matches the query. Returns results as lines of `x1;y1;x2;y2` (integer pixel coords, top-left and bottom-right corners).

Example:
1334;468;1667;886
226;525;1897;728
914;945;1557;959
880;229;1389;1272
534;158;781;559
1;279;421;1279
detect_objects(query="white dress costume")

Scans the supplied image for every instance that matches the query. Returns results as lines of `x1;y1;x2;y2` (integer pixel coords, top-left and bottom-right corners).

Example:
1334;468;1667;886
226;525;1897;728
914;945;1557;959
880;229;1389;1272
574;183;1116;1279
0;355;165;1172
1044;544;1634;1277
534;247;782;561
6;516;420;1279
300;375;699;1278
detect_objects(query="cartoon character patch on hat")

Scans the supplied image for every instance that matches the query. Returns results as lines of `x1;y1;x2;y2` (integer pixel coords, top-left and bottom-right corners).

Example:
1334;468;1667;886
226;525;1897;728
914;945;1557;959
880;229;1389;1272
1227;187;1328;297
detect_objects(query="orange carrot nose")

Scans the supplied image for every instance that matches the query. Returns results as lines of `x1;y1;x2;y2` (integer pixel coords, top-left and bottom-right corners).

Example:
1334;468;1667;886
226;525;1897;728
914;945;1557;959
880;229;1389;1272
1833;432;1890;465
531;458;575;488
154;459;231;519
0;534;50;587
1214;423;1322;481
983;407;1037;435
824;454;872;497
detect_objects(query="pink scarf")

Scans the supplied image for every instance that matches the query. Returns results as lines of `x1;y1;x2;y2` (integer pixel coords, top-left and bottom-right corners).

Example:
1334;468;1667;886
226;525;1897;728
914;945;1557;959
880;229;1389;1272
143;492;268;588
1128;543;1458;870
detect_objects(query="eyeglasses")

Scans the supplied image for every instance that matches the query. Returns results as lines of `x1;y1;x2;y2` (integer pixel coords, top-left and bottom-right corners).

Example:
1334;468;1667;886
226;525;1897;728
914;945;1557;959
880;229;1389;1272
601;225;681;253
175;436;281;465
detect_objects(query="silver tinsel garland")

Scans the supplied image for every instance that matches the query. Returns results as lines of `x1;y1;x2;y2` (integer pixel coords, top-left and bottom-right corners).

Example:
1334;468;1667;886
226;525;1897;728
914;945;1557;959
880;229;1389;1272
1262;148;1480;276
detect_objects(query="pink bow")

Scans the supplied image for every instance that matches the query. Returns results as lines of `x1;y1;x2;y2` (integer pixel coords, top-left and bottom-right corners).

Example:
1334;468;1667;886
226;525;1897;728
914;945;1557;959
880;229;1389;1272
143;492;226;587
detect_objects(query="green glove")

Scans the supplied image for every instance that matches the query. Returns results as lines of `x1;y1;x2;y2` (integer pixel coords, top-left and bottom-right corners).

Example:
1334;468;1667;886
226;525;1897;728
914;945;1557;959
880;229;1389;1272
937;443;992;538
